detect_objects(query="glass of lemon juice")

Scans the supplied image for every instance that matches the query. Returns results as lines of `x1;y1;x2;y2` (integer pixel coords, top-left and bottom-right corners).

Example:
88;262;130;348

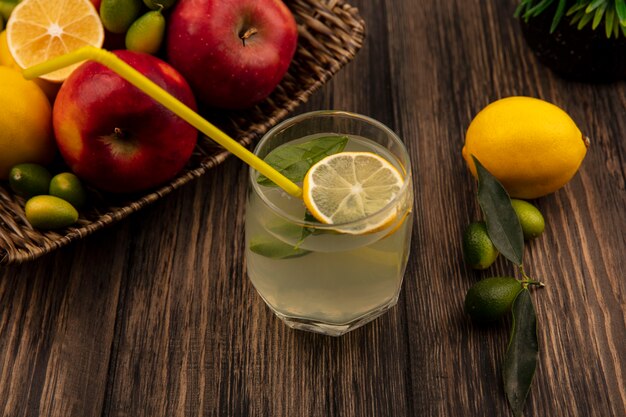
245;111;413;336
24;51;413;336
24;50;411;336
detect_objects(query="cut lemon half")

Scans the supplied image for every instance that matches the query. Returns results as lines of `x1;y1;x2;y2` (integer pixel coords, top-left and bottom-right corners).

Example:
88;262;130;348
6;0;104;82
303;152;405;234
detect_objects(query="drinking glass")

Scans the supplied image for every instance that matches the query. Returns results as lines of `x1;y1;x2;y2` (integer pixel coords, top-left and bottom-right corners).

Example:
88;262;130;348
245;110;413;336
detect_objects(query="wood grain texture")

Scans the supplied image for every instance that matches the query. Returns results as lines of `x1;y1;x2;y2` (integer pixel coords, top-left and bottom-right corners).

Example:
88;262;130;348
1;0;624;416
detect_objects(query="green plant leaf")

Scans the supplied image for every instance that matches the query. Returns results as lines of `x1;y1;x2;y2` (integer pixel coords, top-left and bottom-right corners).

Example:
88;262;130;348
472;156;524;266
260;210;339;252
301;210;325;238
524;0;553;19
249;235;311;259
566;2;588;16
549;0;568;32
616;0;626;24
514;0;533;19
264;217;309;248
503;289;539;417
591;3;607;30
586;0;606;13
266;218;309;240
577;8;595;29
570;10;584;25
515;0;626;37
257;135;348;186
606;7;616;37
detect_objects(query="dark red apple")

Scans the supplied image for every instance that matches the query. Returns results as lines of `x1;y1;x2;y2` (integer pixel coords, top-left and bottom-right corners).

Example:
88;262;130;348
53;50;198;193
166;0;298;109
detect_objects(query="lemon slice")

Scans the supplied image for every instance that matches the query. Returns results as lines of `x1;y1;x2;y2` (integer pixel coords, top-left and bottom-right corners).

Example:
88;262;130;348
303;152;405;234
6;0;104;82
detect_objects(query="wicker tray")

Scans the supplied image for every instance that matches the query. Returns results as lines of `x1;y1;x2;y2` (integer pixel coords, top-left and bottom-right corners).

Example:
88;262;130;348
0;0;365;265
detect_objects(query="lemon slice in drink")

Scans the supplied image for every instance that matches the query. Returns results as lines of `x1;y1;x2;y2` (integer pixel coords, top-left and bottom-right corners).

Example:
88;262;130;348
6;0;104;82
303;152;405;234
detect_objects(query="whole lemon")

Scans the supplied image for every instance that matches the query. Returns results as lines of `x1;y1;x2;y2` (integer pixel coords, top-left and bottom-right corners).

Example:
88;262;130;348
0;30;59;102
0;66;55;179
462;97;589;199
0;31;12;65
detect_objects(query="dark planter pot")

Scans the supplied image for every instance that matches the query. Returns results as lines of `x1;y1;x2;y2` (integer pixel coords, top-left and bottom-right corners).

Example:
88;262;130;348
520;9;626;82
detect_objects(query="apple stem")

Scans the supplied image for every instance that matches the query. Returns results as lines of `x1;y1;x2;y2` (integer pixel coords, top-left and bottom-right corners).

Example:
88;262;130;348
114;127;125;139
240;27;258;46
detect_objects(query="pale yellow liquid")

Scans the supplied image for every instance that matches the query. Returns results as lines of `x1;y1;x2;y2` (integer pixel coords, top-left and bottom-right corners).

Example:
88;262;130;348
245;135;413;325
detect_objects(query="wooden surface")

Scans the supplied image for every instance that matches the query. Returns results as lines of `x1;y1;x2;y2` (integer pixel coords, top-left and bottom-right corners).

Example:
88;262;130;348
1;0;624;416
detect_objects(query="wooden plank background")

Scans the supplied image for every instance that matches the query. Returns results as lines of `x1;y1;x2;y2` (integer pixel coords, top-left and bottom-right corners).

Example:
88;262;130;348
1;0;624;416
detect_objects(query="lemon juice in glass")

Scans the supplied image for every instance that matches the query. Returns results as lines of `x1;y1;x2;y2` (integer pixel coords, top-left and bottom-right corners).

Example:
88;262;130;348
246;111;413;336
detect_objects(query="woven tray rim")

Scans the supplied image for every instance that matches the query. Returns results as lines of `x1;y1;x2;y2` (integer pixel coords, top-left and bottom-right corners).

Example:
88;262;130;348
0;0;365;265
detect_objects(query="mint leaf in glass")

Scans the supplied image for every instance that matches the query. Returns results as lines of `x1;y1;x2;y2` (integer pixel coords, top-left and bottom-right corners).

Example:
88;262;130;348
257;135;348;186
249;235;310;259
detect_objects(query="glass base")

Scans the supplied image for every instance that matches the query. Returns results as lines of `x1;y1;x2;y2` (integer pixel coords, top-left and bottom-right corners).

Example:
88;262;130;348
271;297;399;337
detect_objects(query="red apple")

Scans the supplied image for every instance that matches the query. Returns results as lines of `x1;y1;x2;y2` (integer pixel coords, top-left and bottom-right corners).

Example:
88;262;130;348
53;50;198;193
166;0;298;109
90;0;101;10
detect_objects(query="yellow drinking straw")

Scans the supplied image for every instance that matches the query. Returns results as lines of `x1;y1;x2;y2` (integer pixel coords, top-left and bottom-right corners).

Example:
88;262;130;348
22;46;303;198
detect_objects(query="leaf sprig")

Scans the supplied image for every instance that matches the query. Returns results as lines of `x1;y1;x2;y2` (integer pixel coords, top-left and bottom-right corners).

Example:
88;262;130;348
472;156;543;417
515;0;626;38
257;135;348;186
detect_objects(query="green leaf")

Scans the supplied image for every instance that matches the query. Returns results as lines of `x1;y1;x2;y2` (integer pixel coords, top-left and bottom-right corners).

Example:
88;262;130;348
472;156;524;266
577;9;595;29
266;218;309;240
503;289;539;417
514;0;532;19
257;135;348;186
585;0;606;14
267;213;317;249
300;210;322;241
591;3;607;30
616;0;626;24
523;0;553;19
569;10;583;25
566;2;588;16
606;8;616;37
549;0;568;32
249;235;311;259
